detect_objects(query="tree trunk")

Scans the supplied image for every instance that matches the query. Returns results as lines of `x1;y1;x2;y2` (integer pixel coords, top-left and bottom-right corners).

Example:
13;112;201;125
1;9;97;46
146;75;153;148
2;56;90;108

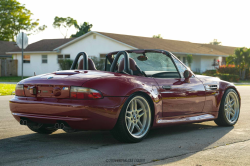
242;68;246;80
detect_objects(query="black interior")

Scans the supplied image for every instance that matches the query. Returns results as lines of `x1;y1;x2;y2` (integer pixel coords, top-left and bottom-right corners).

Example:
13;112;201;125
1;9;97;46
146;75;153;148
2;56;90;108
149;71;180;78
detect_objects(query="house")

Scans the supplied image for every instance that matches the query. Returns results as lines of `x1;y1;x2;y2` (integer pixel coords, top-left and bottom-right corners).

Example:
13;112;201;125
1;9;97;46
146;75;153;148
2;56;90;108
0;41;17;59
6;31;237;76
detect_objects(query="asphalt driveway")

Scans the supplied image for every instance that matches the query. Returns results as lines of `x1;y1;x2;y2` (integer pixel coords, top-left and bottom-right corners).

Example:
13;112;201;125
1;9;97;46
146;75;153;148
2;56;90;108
0;86;249;166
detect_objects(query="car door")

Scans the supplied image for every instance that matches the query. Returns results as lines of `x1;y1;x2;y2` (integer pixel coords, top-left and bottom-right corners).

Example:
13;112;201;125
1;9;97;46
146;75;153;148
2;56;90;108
153;54;206;117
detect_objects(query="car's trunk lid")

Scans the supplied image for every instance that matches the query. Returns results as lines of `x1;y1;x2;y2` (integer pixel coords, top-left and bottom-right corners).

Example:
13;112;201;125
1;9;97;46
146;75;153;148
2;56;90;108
19;70;113;98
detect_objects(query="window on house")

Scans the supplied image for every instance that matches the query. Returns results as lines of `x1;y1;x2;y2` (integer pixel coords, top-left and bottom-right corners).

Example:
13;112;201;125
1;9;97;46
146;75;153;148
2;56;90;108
89;55;95;59
42;55;47;63
57;55;63;63
100;54;106;60
58;54;70;63
65;54;70;59
23;55;30;63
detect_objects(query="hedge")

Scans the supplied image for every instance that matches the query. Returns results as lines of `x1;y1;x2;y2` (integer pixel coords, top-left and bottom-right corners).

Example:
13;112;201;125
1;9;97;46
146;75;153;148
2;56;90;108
203;70;217;75
202;73;239;82
217;65;238;75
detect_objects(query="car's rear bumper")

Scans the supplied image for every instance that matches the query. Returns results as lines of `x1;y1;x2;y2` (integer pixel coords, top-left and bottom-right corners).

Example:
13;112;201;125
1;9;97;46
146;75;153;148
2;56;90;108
9;96;127;130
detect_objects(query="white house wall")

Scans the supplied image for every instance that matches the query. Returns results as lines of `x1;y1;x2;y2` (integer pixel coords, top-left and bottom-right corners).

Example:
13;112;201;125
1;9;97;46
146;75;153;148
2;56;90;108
172;53;220;73
16;53;59;76
14;34;133;76
200;56;219;73
60;34;133;60
192;55;201;73
12;33;224;76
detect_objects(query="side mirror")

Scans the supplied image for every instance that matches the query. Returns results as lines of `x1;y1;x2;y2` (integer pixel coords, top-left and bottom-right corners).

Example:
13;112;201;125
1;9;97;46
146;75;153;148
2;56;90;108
184;70;192;83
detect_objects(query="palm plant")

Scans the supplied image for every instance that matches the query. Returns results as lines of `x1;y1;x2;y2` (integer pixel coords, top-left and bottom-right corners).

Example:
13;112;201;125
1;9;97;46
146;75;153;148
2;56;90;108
187;54;193;68
226;47;250;80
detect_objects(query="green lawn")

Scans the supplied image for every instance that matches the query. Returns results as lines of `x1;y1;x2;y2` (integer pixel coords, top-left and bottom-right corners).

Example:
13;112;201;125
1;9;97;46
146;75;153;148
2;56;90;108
0;84;16;96
237;80;250;83
0;76;29;82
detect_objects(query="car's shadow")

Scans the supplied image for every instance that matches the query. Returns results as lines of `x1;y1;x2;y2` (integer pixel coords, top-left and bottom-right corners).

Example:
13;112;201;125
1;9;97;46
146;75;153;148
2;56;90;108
0;121;233;165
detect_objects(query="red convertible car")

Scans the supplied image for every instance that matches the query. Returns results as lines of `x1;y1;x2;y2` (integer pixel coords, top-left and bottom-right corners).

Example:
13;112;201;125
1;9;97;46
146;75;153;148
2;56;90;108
10;49;240;143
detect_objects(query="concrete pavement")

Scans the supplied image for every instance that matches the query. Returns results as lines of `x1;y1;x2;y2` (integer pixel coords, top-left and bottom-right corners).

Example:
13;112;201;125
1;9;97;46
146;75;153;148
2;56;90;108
0;86;249;166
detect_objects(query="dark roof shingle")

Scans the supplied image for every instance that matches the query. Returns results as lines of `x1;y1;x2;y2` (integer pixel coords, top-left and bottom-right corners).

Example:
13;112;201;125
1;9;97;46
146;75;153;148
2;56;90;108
97;32;236;56
6;31;238;56
0;41;16;55
9;38;75;52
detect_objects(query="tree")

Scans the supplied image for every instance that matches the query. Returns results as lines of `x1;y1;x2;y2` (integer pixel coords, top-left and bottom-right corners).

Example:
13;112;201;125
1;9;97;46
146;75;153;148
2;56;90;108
90;56;105;70
71;22;93;38
58;59;73;70
186;54;193;68
153;34;163;39
0;0;45;41
209;39;221;45
53;16;77;38
226;47;250;80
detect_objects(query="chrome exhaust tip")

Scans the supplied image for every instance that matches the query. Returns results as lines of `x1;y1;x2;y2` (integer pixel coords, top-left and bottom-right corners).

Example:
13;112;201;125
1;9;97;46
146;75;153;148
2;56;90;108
20;119;24;125
55;123;60;129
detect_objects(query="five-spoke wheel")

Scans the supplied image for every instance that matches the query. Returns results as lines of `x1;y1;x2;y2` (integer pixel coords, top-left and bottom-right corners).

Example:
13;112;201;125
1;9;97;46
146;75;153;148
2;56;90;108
215;89;240;126
111;94;151;142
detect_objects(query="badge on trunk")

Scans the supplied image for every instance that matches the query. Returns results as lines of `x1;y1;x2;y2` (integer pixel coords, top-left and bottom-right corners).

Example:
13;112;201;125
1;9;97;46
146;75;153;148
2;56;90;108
47;77;53;79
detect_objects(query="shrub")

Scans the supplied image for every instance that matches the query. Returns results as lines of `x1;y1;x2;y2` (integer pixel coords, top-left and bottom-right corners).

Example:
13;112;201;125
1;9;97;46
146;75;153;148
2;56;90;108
58;59;73;70
217;65;238;75
202;73;239;82
203;70;217;75
215;73;239;82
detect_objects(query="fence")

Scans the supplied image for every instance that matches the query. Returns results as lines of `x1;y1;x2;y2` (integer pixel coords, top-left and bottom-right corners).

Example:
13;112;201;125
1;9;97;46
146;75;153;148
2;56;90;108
0;59;18;76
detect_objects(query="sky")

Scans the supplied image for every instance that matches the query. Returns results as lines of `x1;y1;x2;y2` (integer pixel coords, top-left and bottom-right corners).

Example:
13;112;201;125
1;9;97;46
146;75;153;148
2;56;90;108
18;0;250;47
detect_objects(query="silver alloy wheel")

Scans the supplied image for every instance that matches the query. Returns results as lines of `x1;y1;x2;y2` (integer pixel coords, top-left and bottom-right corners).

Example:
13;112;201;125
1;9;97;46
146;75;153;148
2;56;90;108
125;96;151;138
224;91;240;124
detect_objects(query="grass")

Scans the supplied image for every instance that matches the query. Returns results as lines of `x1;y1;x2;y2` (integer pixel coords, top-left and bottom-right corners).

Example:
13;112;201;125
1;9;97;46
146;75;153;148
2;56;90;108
0;76;29;82
237;80;250;83
0;84;16;96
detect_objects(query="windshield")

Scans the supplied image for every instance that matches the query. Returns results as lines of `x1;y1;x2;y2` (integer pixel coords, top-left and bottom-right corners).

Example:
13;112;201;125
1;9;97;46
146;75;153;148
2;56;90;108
113;52;178;76
129;52;177;72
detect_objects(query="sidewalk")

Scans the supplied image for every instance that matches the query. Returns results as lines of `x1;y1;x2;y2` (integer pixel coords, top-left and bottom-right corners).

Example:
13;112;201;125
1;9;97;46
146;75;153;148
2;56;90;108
233;82;250;85
0;82;18;84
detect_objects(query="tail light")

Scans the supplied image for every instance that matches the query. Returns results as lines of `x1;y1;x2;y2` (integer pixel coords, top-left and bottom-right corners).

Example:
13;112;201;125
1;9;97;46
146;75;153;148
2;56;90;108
15;84;25;96
70;87;103;99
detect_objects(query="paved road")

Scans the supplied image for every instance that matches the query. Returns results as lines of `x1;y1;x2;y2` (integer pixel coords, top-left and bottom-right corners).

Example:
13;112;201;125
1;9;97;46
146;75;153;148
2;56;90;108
0;86;249;166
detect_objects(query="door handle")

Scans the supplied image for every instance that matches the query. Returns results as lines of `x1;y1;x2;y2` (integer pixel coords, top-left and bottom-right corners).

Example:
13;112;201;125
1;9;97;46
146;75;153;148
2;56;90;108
162;85;171;90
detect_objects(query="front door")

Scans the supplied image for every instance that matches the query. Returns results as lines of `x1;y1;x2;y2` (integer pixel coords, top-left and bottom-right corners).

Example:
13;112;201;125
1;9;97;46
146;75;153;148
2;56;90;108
154;77;206;117
154;55;206;117
130;51;206;117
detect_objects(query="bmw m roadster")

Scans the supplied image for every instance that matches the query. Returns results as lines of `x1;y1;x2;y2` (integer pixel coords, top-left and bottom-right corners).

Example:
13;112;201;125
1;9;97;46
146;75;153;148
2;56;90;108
9;49;240;143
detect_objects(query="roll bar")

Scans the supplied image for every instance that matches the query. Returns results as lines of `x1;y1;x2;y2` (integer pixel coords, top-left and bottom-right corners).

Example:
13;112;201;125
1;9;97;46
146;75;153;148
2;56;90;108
110;51;131;74
70;52;88;70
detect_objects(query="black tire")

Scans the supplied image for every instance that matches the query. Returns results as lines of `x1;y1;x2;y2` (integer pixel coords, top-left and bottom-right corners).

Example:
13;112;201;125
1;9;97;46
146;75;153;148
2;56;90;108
214;89;240;126
27;123;57;134
111;94;152;143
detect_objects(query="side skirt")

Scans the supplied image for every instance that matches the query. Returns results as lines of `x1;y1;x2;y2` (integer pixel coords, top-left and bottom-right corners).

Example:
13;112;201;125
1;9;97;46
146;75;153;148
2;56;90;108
157;114;216;124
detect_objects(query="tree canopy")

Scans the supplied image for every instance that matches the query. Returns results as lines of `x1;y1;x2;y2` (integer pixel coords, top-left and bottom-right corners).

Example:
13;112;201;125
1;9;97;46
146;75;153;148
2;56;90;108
71;22;93;38
53;16;77;38
209;39;221;45
226;47;250;80
0;0;44;41
153;34;163;39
